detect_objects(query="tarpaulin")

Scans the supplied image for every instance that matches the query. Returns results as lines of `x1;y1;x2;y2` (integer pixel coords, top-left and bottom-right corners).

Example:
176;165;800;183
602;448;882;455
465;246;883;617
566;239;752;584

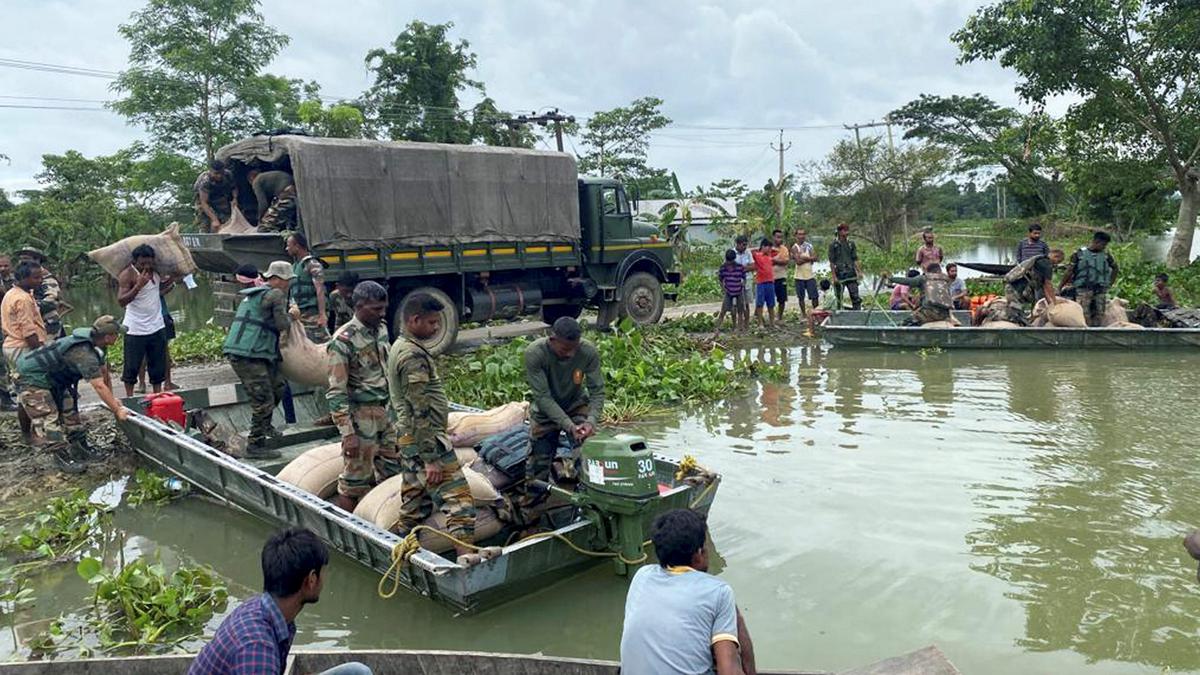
216;135;580;248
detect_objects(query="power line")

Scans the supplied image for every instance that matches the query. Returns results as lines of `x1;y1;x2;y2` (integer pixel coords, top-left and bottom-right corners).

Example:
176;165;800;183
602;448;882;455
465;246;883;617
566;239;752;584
0;58;119;78
0;104;107;111
0;95;111;103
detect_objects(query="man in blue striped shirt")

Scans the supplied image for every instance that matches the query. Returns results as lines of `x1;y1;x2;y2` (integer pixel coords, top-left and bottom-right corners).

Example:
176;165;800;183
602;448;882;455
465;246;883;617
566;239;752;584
189;528;371;675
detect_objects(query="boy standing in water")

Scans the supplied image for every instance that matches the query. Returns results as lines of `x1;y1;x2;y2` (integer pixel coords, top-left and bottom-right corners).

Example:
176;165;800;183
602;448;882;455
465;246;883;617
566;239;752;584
714;250;746;335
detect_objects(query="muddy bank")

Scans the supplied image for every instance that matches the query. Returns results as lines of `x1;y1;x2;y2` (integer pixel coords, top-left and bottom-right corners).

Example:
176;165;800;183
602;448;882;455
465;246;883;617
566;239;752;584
0;412;141;502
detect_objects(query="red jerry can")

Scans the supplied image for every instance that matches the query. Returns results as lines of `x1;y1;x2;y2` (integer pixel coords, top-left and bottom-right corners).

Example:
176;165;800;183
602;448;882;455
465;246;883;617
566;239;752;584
143;392;186;428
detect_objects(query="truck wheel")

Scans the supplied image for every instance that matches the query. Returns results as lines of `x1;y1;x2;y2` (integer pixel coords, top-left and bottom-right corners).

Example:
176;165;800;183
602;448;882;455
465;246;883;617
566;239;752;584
620;272;664;325
393;287;459;356
541;303;583;325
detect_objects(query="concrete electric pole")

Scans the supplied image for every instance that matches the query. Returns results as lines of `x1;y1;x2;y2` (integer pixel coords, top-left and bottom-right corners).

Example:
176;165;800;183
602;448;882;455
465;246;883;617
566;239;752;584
770;129;792;228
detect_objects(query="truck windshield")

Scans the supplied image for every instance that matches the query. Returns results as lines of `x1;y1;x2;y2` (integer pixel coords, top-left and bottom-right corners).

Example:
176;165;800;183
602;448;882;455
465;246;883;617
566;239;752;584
602;187;629;215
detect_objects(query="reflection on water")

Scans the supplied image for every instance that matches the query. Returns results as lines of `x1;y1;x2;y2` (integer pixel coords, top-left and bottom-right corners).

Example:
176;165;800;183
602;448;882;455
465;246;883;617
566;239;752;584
6;346;1200;674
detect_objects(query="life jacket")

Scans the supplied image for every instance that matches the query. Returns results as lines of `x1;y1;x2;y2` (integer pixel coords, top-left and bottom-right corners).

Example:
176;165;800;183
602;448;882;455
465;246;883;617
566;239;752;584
1073;247;1112;289
290;255;321;316
16;328;96;391
223;287;280;361
923;272;952;310
1004;255;1046;285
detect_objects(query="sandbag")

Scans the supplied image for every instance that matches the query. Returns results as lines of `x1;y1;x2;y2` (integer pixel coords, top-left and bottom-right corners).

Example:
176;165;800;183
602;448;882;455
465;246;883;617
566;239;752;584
280;320;330;387
218;206;256;234
447;402;528;447
355;470;506;550
463;464;500;503
277;442;343;498
920;320;958;329
454;447;478;465
981;320;1021;329
1109;321;1144;329
87;223;199;279
1102;297;1129;327
1046;298;1087;328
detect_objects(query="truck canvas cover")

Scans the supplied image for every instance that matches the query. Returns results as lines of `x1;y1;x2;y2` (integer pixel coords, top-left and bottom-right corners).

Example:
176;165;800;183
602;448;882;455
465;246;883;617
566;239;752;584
216;135;581;248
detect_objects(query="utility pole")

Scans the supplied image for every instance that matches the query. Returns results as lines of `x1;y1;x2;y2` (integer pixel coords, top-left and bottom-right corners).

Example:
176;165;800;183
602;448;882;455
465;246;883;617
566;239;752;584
844;120;894;239
497;109;576;151
770;129;791;228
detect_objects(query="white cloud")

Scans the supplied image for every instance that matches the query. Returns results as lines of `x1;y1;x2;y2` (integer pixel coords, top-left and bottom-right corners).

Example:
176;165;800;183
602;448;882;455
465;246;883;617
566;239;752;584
0;0;1025;195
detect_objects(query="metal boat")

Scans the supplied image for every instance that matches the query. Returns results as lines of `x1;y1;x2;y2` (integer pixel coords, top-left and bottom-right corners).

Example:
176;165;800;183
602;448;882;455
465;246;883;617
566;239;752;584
117;384;720;614
821;310;1200;349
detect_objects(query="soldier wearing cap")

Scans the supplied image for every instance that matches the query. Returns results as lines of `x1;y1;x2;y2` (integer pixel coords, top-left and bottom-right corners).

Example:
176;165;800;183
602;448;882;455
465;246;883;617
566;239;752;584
222;260;293;458
16;247;66;339
14;315;127;474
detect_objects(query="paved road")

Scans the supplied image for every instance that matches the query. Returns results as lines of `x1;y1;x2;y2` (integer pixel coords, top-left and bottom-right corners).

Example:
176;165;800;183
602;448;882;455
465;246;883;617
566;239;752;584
83;302;723;409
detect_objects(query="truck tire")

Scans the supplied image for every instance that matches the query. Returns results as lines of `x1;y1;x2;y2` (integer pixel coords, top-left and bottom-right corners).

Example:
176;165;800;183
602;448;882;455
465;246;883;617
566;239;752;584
540;302;583;325
394;287;459;356
620;272;665;325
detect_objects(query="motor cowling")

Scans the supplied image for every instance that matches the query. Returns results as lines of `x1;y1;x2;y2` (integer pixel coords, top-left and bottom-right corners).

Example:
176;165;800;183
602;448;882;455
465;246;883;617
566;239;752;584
578;434;658;501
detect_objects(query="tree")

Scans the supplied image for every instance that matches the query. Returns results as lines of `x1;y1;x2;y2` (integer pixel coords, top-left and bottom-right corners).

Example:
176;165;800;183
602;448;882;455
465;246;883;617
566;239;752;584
577;97;671;179
889;94;1065;215
469;98;537;148
110;0;290;161
297;100;367;139
363;21;482;143
706;178;749;202
953;1;1200;268
811;137;950;250
650;173;730;254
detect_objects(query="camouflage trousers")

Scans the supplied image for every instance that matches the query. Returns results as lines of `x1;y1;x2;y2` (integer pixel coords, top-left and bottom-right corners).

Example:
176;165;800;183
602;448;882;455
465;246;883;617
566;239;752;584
390;451;475;541
18;386;83;451
904;305;951;326
194;205;231;233
229;356;285;446
1;346;25;399
1076;287;1107;327
1003;284;1034;326
257;186;298;232
519;405;588;510
338;405;401;498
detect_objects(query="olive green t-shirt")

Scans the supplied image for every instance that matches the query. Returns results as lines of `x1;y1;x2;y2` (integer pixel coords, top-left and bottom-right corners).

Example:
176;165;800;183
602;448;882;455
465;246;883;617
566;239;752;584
523;337;605;431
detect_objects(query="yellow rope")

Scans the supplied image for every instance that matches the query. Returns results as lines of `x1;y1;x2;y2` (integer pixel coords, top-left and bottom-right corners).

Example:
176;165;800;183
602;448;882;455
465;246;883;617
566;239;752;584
675;454;701;481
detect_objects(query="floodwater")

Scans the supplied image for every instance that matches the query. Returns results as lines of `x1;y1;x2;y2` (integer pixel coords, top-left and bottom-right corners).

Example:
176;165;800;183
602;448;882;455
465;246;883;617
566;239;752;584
62;275;215;333
5;345;1200;674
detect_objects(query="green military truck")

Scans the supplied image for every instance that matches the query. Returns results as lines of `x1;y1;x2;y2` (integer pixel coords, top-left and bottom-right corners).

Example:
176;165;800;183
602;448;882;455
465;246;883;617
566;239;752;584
184;134;679;353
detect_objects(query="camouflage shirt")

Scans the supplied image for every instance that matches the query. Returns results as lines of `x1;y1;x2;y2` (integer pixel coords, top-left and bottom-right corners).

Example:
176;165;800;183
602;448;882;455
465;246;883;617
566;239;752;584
326;316;390;438
327;289;354;331
386;336;449;461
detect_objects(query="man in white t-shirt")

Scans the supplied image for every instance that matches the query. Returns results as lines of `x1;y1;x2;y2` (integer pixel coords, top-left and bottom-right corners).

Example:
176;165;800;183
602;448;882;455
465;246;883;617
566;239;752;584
620;509;756;675
116;244;174;397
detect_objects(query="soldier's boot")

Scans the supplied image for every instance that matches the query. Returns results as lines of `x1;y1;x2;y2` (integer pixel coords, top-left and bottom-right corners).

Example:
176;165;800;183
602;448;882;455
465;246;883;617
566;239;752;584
245;438;281;460
71;436;106;463
312;414;334;427
50;444;87;475
0;390;16;413
265;426;283;439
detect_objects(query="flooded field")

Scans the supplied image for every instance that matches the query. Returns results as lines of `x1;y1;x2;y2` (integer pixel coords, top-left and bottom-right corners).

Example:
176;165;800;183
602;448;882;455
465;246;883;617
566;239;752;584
4;345;1199;674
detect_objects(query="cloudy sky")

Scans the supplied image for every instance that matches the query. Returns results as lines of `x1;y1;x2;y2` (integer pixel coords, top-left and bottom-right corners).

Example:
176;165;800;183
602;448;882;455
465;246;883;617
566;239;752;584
0;0;1027;196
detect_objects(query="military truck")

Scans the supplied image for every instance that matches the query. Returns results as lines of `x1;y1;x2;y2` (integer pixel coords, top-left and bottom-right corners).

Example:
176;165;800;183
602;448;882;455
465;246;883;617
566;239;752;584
184;134;679;353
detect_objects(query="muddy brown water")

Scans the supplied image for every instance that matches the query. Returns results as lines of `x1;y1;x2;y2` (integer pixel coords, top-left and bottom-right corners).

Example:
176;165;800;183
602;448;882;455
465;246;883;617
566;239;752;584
3;344;1199;674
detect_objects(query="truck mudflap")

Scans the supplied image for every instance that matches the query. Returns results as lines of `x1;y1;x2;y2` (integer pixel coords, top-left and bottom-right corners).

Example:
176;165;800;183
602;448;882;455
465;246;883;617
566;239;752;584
663;270;682;301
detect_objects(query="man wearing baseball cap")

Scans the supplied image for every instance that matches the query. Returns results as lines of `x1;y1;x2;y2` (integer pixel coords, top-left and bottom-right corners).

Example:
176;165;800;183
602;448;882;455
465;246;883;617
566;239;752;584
222;261;293;458
14;315;128;473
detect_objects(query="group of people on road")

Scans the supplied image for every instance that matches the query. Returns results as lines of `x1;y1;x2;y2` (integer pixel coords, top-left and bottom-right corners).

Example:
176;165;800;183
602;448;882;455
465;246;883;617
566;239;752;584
195;160;300;233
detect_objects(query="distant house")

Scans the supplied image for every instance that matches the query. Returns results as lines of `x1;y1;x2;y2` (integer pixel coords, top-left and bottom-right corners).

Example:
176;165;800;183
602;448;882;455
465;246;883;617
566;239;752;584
633;198;738;244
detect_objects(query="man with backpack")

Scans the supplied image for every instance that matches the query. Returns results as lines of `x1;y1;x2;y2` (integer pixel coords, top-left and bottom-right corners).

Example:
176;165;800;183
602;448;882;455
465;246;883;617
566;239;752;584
1061;231;1119;327
1002;248;1065;325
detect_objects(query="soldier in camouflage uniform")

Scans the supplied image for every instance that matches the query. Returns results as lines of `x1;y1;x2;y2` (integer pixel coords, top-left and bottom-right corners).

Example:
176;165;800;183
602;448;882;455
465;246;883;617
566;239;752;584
222;261;293;458
285;232;332;425
386;292;475;557
327;281;400;513
326;272;357;332
248;169;298;232
15;315;127;474
1002;249;1065;325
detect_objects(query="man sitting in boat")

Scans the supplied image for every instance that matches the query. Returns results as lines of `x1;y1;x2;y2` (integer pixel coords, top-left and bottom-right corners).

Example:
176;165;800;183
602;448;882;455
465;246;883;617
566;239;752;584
385;292;476;562
521;317;605;508
1002;248;1065;325
190;527;372;675
885;263;954;326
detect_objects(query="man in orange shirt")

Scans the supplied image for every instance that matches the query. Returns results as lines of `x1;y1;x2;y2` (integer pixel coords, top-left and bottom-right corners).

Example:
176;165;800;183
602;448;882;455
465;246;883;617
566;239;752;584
2;261;48;438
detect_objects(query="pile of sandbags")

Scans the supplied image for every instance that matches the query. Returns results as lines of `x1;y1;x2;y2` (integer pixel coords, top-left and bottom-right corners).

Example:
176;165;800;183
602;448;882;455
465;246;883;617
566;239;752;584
276;442;343;498
448;402;528;448
353;471;504;552
87;222;199;279
981;320;1021;329
920;320;958;329
280;320;330;387
1102;297;1130;327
